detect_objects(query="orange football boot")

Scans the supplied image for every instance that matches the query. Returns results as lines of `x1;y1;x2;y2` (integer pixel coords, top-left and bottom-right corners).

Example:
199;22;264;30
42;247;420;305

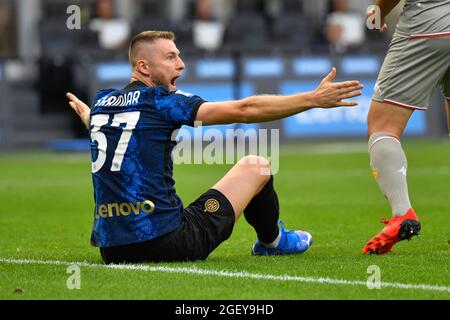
362;208;421;254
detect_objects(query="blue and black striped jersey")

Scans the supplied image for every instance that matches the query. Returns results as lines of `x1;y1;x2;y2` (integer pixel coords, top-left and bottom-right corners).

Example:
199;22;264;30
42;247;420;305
89;81;205;247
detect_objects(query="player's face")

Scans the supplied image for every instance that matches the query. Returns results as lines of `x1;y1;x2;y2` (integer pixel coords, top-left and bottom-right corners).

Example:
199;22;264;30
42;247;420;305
147;39;185;91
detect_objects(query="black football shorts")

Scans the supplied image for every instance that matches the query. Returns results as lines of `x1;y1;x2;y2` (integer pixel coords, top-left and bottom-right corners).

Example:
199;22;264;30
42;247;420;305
100;188;235;264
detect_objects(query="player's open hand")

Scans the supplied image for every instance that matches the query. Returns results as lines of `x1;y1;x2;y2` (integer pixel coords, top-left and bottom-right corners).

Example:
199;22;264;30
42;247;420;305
66;92;90;128
311;68;364;108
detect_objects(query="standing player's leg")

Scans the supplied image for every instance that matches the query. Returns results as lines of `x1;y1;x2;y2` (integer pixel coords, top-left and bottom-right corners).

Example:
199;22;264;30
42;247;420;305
442;66;450;134
212;155;312;255
367;101;414;216
363;101;422;255
362;34;450;254
446;98;450;133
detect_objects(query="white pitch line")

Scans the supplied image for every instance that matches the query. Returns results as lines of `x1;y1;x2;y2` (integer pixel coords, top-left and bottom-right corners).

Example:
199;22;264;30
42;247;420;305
1;258;450;293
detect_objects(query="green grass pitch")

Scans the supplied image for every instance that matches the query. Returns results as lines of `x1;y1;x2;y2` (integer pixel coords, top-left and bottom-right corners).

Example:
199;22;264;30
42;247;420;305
1;140;449;300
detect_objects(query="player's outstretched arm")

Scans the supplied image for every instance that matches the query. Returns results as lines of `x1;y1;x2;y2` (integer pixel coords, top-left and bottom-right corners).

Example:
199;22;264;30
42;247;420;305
196;67;364;125
66;92;90;129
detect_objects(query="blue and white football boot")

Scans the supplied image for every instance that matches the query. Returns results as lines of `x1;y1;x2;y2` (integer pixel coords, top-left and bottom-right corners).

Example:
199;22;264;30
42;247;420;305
252;221;313;256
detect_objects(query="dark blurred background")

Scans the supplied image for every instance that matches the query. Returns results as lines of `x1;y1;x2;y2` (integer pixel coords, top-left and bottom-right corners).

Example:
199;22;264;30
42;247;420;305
0;0;446;150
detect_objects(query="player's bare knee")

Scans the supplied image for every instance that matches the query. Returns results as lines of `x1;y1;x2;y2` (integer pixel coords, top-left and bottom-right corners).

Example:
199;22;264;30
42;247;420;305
367;101;411;138
237;155;271;180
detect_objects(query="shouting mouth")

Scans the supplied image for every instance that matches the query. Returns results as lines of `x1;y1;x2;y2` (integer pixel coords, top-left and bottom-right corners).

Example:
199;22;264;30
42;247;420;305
170;76;180;88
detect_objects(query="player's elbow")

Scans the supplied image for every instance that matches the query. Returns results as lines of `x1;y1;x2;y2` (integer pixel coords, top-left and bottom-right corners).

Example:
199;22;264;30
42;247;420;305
239;98;255;123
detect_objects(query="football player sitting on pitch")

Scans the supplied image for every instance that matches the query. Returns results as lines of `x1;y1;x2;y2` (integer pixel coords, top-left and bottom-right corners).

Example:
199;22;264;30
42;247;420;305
67;31;363;264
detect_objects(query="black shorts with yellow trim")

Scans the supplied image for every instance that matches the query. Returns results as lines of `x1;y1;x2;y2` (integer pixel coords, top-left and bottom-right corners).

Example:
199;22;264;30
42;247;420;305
100;189;235;264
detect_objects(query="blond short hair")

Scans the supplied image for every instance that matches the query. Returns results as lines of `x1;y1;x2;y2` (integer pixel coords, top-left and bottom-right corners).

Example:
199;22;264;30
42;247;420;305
128;31;175;68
